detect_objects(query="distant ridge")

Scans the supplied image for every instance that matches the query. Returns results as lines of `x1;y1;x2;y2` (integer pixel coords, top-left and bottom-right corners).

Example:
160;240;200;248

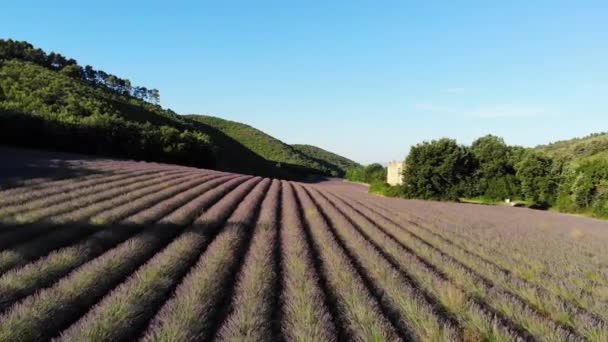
186;115;359;177
0;38;357;179
291;144;360;176
535;132;608;161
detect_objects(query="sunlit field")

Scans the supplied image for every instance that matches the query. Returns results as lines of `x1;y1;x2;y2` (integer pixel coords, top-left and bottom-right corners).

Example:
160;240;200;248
0;149;607;342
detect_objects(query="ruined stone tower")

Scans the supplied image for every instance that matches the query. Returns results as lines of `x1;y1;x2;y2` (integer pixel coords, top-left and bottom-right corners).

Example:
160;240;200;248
387;160;404;185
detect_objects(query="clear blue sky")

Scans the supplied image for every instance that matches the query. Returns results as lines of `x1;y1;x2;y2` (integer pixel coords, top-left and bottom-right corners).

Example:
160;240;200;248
3;1;607;164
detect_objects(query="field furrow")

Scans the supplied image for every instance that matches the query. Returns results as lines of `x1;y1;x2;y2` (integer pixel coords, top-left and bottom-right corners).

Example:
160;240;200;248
333;192;579;341
0;149;606;341
57;177;267;342
293;184;400;341
216;179;282;341
0;171;193;250
305;186;456;341
51;171;204;224
0;176;250;342
0;166;179;210
0;174;233;312
378;202;608;322
0;165;147;206
277;181;337;342
0;172;204;274
0;169;192;223
86;174;226;224
371;198;608;297
137;178;272;341
321;190;525;341
348;195;608;340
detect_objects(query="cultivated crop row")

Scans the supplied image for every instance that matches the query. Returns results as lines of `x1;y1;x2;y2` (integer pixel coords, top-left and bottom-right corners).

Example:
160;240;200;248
0;153;607;341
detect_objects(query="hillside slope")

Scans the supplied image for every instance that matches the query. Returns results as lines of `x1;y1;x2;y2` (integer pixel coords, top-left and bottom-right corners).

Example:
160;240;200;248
186;115;355;176
0;59;220;168
291;144;360;172
535;132;608;161
0;39;355;179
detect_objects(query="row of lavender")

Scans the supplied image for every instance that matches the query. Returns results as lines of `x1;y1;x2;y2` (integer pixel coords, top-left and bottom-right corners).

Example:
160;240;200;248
0;158;606;341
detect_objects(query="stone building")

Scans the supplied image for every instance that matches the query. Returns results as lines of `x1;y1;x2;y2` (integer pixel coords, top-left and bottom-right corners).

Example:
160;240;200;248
387;160;404;186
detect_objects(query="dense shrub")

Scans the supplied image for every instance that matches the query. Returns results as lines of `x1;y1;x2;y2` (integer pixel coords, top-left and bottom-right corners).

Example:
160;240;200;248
554;159;608;217
0;109;216;168
515;152;557;205
391;134;608;219
403;138;475;200
469;135;522;200
368;181;405;197
484;175;519;201
345;163;387;184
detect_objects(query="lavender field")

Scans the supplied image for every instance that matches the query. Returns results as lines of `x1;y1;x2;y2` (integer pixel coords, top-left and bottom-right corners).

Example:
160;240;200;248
0;149;607;342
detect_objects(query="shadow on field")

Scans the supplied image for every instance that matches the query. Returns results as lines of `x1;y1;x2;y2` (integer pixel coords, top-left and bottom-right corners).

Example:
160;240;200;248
0;146;105;189
297;175;331;183
0;220;176;311
0;216;265;341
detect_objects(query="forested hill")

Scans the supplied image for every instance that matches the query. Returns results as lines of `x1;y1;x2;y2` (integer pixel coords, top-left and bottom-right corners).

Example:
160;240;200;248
186;115;355;177
0;39;356;179
291;144;360;172
535;132;608;162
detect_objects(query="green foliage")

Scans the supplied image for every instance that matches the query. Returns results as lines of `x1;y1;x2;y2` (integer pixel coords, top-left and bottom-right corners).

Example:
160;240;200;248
185;115;352;177
291;144;360;177
0;38;159;103
555;159;608;217
515;152;558;205
399;132;608;219
0;59;178;126
368;181;405;197
403;138;475;200
536;132;608;161
591;194;608;218
470;135;517;199
0;40;356;179
0;108;216;168
484;175;518;201
471;135;510;177
345;163;387;184
346;129;608;218
0;59;215;168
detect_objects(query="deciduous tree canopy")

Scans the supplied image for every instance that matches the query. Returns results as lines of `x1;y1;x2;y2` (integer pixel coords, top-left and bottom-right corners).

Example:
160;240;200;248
403;138;475;200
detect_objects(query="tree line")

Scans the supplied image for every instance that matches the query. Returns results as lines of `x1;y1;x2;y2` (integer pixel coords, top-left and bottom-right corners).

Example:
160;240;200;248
0;39;160;104
1;46;215;170
349;135;608;219
0;41;334;179
345;163;386;184
0;108;216;169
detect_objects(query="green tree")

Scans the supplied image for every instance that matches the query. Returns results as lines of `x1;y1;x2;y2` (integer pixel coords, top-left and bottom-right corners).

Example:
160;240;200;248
364;163;386;183
403;138;475;200
560;159;608;211
60;64;82;79
470;135;519;199
470;135;510;177
149;88;160;105
516;152;556;205
83;65;96;82
345;163;387;183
